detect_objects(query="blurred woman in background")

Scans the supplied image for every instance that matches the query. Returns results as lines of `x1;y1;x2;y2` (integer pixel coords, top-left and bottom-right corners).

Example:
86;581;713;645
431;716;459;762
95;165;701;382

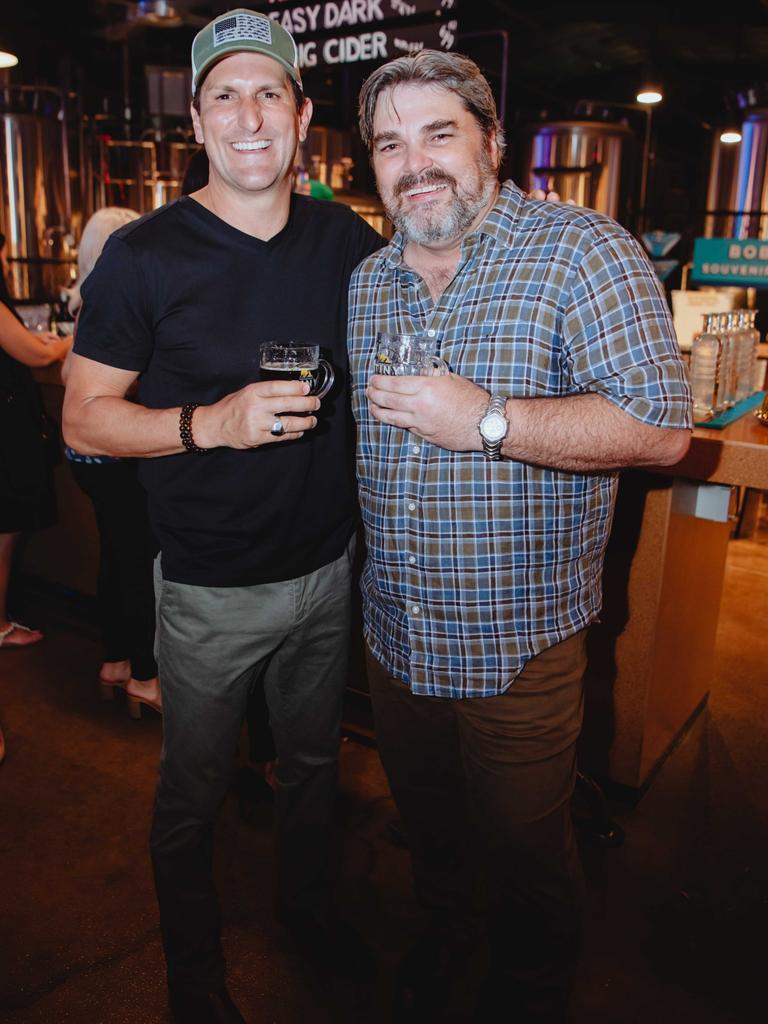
62;208;161;717
1;232;71;768
0;233;71;649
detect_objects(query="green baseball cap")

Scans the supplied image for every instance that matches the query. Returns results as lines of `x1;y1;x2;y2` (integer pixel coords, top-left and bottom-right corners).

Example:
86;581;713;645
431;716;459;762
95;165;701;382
191;8;301;96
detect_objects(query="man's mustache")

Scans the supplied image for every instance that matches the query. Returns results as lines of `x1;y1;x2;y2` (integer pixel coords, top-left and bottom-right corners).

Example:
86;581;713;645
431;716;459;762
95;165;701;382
394;170;457;198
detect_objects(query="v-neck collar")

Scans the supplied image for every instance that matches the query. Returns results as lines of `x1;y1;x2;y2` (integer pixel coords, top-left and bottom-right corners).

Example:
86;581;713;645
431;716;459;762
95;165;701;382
179;192;300;249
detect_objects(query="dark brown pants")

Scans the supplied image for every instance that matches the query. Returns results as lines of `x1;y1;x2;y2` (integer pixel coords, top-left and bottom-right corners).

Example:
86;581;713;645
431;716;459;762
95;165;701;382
367;630;587;1023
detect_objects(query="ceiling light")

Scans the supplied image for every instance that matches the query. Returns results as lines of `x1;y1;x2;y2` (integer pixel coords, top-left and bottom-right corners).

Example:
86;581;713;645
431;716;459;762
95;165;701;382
636;89;663;105
0;50;19;69
719;129;742;144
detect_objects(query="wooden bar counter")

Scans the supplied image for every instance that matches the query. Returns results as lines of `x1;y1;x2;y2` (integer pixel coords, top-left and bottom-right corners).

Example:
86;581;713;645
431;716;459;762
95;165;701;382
580;406;768;794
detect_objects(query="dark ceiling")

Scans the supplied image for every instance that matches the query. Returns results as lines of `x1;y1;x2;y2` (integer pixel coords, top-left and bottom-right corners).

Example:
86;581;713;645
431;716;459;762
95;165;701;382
3;1;768;238
4;1;768;123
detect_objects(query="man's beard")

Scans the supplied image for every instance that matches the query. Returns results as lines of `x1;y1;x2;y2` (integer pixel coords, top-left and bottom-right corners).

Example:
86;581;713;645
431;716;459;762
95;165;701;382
381;154;497;245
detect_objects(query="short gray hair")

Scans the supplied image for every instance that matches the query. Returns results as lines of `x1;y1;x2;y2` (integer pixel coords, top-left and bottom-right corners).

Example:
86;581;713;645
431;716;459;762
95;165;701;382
358;50;506;167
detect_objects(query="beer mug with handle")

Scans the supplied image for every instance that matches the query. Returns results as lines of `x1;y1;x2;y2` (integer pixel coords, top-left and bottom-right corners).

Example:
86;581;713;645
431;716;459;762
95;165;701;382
374;332;449;376
259;343;335;399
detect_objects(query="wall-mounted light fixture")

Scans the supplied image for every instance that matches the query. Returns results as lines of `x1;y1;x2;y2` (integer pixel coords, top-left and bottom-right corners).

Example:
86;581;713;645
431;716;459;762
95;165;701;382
719;129;742;144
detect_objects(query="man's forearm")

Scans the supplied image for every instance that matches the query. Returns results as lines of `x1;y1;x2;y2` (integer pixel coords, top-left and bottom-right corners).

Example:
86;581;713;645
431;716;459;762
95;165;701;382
63;395;185;457
63;357;320;456
501;393;690;471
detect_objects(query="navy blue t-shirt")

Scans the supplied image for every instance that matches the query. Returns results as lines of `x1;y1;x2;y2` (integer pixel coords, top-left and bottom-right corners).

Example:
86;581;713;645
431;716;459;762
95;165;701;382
74;194;383;586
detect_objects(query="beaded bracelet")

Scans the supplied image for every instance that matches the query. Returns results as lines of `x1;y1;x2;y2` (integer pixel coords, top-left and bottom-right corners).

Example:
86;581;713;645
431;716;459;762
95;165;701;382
179;403;210;454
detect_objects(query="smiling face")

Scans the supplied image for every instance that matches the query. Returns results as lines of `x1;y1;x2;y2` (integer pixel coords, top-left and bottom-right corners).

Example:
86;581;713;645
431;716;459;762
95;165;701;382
371;82;499;247
191;51;312;203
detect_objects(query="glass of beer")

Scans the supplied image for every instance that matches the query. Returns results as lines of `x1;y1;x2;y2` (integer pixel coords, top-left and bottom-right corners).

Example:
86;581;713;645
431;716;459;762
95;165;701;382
374;332;449;376
259;343;335;399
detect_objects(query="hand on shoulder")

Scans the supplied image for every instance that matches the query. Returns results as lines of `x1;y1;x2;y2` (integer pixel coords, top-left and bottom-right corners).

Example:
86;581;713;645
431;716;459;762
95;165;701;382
527;188;577;206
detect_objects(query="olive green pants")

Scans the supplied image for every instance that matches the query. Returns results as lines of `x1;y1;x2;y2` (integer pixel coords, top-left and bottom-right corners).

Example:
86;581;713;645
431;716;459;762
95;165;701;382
150;541;354;996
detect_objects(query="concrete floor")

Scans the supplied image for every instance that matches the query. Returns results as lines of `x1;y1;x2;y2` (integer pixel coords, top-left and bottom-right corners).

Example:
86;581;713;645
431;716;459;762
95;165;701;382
1;535;767;1023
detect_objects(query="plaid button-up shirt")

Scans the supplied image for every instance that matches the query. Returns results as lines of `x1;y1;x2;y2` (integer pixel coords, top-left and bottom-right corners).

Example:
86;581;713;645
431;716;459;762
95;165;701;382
348;182;692;698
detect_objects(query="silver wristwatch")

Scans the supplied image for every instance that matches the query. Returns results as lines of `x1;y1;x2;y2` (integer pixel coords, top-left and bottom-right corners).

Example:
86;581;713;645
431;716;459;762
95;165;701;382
479;394;508;460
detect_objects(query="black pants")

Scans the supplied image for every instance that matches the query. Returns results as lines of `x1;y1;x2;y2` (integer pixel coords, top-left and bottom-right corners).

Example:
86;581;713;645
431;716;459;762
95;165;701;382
367;631;587;1024
150;544;353;997
69;458;158;680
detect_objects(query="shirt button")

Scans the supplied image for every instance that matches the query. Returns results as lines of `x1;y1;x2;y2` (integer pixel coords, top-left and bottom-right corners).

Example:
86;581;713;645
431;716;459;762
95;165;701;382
408;502;416;511
411;605;421;615
409;556;417;565
427;329;436;337
412;445;421;455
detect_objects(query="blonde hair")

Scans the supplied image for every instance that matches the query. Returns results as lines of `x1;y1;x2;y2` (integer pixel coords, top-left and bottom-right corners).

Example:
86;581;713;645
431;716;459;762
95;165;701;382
68;207;140;315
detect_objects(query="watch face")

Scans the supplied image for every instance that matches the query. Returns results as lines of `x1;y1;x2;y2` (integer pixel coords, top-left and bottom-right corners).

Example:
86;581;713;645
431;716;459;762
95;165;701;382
481;412;507;442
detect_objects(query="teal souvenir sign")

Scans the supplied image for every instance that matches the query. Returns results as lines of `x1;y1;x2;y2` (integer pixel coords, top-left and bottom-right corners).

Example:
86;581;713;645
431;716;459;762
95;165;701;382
691;238;768;287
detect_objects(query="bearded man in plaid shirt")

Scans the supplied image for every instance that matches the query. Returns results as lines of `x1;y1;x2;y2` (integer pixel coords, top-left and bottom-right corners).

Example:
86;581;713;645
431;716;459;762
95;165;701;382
348;50;692;1022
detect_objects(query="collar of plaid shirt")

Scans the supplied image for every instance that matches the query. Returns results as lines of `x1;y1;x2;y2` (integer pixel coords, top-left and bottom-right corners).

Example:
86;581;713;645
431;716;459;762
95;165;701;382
348;181;692;699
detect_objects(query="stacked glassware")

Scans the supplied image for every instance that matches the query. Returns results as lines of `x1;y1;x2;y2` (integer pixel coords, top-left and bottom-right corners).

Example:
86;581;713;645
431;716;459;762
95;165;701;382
690;308;761;421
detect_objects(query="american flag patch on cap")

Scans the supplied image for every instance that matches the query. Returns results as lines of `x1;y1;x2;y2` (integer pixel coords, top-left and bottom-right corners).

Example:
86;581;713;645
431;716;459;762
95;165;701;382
213;12;272;48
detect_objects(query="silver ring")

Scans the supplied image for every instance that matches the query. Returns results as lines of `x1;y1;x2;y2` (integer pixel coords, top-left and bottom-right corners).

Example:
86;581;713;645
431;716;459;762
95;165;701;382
270;418;285;437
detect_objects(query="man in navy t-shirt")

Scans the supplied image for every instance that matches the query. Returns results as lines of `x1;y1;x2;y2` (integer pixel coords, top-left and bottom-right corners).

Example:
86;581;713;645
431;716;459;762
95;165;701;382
64;10;381;1022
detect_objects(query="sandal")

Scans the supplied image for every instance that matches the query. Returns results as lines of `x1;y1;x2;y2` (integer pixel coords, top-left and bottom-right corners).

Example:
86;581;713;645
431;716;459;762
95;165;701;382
0;622;44;648
126;679;162;719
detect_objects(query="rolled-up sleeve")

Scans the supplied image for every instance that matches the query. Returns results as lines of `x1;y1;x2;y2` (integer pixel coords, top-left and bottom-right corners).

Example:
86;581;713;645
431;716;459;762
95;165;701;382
562;231;692;429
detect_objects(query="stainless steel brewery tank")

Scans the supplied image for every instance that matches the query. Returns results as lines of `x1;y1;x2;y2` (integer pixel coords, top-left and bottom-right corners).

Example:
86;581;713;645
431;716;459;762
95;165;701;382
731;109;768;239
705;108;768;239
516;120;635;223
0;86;75;300
704;132;742;239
